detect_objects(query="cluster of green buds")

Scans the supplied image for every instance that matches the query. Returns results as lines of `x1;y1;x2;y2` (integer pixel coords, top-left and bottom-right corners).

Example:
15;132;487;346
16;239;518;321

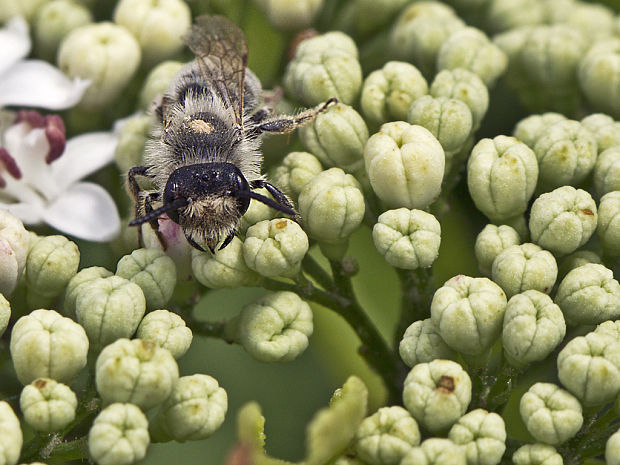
0;216;233;464
4;0;620;464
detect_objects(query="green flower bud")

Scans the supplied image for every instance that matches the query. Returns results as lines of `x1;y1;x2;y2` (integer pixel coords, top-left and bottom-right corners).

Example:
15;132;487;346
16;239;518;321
299;103;368;175
555;263;620;326
25;235;80;308
0;0;47;22
354;406;420;465
491;243;557;298
254;0;323;31
0;294;9;338
284;32;362;106
388;2;465;76
474;224;521;277
10;309;89;384
430;68;488;129
607;428;620;465
448;409;506;465
401;438;466;465
150;374;227;442
236;291;313;362
114;113;151;173
20;378;77;433
407;96;473;161
96;338;179;410
437;27;508;87
372;208;441;270
502;290;566;368
579;39;620;119
581;113;620;154
467;136;538;221
191;237;261;288
557;331;620;406
403;359;472;433
364;122;445;209
520;26;587;94
598;191;620;255
431;275;507;356
520;383;583;446
529;187;598;256
33;0;92;61
533;120;597;189
595;320;620;340
58;23;141;109
113;0;191;66
139;60;184;109
115;248;177;311
243;219;309;278
349;0;410;36
513;113;566;148
360;61;428;126
558;250;602;281
512;444;563;465
298;168;365;246
0;210;30;295
64;266;113;317
562;2;615;42
136;309;192;359
0;401;22;465
75;276;146;350
486;0;545;33
304;376;368;465
88;403;149;465
594;147;620;198
269;152;323;200
399;318;455;368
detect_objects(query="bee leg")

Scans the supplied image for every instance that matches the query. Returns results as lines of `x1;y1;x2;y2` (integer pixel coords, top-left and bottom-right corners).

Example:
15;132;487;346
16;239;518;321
253;98;338;135
143;192;168;249
249;106;273;124
128;166;153;247
250;179;299;221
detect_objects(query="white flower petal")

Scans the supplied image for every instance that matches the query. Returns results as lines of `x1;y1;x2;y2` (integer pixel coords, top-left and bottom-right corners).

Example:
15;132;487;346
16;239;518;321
0;60;90;110
51;130;119;190
0;201;44;224
0;17;30;76
40;182;120;241
3;123;61;199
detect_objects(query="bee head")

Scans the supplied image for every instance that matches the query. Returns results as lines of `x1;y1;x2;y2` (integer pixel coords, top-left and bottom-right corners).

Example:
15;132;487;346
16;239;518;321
130;162;295;231
162;162;251;223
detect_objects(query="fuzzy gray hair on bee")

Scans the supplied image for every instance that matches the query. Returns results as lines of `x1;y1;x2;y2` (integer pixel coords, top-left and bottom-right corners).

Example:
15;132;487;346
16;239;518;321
128;15;336;253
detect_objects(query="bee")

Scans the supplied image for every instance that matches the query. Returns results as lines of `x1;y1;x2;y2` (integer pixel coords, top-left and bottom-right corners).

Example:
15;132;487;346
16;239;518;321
128;15;335;253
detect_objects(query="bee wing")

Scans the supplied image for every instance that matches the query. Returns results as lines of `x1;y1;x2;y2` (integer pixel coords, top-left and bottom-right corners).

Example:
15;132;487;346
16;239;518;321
185;15;248;127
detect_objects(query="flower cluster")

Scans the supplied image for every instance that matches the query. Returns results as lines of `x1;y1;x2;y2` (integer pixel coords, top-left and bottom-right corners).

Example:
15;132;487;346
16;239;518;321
2;1;620;465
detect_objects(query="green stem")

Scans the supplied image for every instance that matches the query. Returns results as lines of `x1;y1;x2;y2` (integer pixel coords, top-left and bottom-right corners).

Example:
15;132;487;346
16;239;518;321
486;362;520;412
262;273;406;404
188;318;229;341
302;254;335;291
394;268;434;347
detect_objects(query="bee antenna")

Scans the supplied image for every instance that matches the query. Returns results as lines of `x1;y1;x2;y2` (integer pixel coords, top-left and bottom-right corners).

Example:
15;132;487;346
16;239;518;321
234;190;296;216
129;198;189;227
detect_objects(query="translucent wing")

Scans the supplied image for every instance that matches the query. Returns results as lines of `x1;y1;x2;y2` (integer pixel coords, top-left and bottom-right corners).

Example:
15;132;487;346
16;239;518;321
184;15;248;126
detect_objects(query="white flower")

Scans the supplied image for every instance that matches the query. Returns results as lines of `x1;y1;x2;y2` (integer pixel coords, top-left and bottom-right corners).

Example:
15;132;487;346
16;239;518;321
0;16;89;109
0;111;121;241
